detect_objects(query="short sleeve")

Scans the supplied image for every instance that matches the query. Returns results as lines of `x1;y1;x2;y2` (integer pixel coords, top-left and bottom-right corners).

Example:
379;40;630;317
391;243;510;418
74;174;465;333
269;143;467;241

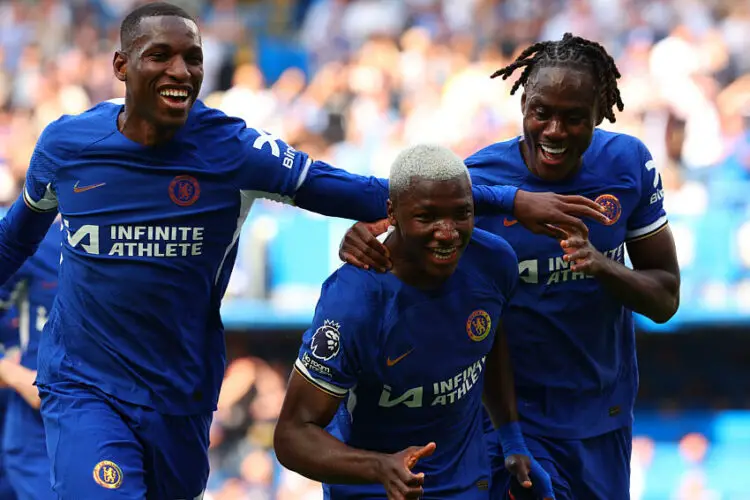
232;123;311;203
23;123;60;213
294;269;376;397
626;142;668;241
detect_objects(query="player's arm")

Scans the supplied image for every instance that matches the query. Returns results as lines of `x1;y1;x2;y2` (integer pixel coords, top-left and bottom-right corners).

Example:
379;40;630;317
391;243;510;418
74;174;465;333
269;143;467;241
234;125;560;224
467;154;609;239
273;274;433;498
483;324;555;499
274;369;382;483
275;370;431;495
561;144;680;323
571;227;679;323
483;322;554;500
483;321;519;429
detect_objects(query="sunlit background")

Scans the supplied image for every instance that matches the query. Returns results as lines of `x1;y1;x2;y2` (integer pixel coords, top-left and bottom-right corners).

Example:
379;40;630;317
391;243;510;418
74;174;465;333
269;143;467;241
1;0;750;498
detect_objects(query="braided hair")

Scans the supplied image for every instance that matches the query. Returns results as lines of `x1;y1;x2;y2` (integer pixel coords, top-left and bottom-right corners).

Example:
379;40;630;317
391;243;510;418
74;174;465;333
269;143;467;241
491;33;624;123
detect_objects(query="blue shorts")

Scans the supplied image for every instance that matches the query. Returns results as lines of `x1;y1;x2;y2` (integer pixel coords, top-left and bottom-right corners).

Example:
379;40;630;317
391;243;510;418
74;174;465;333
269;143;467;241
39;381;212;499
487;426;632;500
3;393;55;499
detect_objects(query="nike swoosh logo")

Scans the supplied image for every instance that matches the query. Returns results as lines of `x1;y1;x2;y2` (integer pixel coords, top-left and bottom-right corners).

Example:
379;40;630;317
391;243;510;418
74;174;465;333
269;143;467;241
73;181;106;193
386;349;414;367
503;218;518;227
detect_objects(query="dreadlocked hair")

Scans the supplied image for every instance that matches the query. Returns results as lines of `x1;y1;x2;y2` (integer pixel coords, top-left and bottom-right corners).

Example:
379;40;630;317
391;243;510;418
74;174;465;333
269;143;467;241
491;33;624;123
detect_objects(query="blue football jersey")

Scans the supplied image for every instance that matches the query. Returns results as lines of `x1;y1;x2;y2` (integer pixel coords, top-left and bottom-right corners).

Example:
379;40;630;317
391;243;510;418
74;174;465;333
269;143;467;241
21;99;393;415
467;129;667;439
295;229;518;499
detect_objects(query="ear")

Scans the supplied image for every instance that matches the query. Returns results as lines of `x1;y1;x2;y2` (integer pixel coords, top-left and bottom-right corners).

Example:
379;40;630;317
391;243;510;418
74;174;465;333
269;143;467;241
386;199;397;227
113;51;128;82
520;91;527;113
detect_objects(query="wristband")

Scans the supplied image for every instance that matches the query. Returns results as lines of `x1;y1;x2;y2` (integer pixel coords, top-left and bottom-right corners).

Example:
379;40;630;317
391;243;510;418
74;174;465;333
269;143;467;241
497;421;529;458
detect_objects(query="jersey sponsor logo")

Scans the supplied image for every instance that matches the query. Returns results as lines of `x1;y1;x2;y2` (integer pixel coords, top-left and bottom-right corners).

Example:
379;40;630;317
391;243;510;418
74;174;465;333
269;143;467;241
249;127;296;169
466;310;491;342
311;320;341;361
378;357;486;408
645;160;666;204
168;175;201;206
65;220;100;254
73;181;107;193
518;243;624;285
645;159;661;188
64;219;204;258
503;218;519;227
594;194;621;226
251;128;282;157
379;384;423;408
386;348;414;367
92;460;123;489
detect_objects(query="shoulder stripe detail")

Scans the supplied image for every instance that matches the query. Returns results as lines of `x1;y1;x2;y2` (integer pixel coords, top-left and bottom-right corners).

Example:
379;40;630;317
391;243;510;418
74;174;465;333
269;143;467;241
626;216;668;242
294;359;347;397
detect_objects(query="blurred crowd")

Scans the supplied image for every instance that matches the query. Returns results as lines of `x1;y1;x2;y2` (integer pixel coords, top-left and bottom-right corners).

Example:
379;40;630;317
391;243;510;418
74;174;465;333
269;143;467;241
2;0;749;498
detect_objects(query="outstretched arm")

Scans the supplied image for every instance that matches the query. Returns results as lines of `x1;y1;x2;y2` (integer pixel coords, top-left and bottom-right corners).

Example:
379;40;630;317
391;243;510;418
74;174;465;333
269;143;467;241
292;162;527;223
236;125;606;228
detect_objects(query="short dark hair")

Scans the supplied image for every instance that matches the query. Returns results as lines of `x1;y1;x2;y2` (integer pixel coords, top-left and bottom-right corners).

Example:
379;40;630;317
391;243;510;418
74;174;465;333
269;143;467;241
120;2;196;51
491;33;624;123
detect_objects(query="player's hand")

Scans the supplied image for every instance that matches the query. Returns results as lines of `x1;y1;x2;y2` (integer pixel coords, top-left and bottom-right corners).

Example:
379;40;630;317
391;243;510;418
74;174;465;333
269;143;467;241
377;442;436;499
513;191;609;239
505;454;555;500
560;226;610;277
339;219;392;273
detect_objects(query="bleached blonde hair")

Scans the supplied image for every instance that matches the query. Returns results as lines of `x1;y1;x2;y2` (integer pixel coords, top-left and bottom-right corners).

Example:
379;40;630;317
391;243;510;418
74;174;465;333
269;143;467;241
389;144;471;200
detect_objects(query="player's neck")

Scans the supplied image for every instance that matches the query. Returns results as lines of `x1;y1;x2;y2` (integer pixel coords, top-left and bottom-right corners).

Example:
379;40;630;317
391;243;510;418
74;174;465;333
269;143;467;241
117;106;178;146
385;235;448;291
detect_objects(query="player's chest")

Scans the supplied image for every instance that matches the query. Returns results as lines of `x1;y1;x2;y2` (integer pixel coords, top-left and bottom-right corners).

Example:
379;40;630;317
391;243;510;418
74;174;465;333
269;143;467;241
55;159;239;221
480;182;636;288
368;292;502;399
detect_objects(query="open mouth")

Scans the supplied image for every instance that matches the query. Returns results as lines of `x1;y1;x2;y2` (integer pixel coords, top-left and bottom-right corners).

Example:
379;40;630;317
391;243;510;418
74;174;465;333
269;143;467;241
158;88;191;108
429;246;459;264
539;144;568;163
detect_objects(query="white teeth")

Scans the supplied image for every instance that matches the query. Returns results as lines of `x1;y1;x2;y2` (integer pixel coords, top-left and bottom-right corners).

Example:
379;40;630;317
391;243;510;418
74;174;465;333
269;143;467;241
432;248;456;260
160;89;189;98
541;144;566;155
